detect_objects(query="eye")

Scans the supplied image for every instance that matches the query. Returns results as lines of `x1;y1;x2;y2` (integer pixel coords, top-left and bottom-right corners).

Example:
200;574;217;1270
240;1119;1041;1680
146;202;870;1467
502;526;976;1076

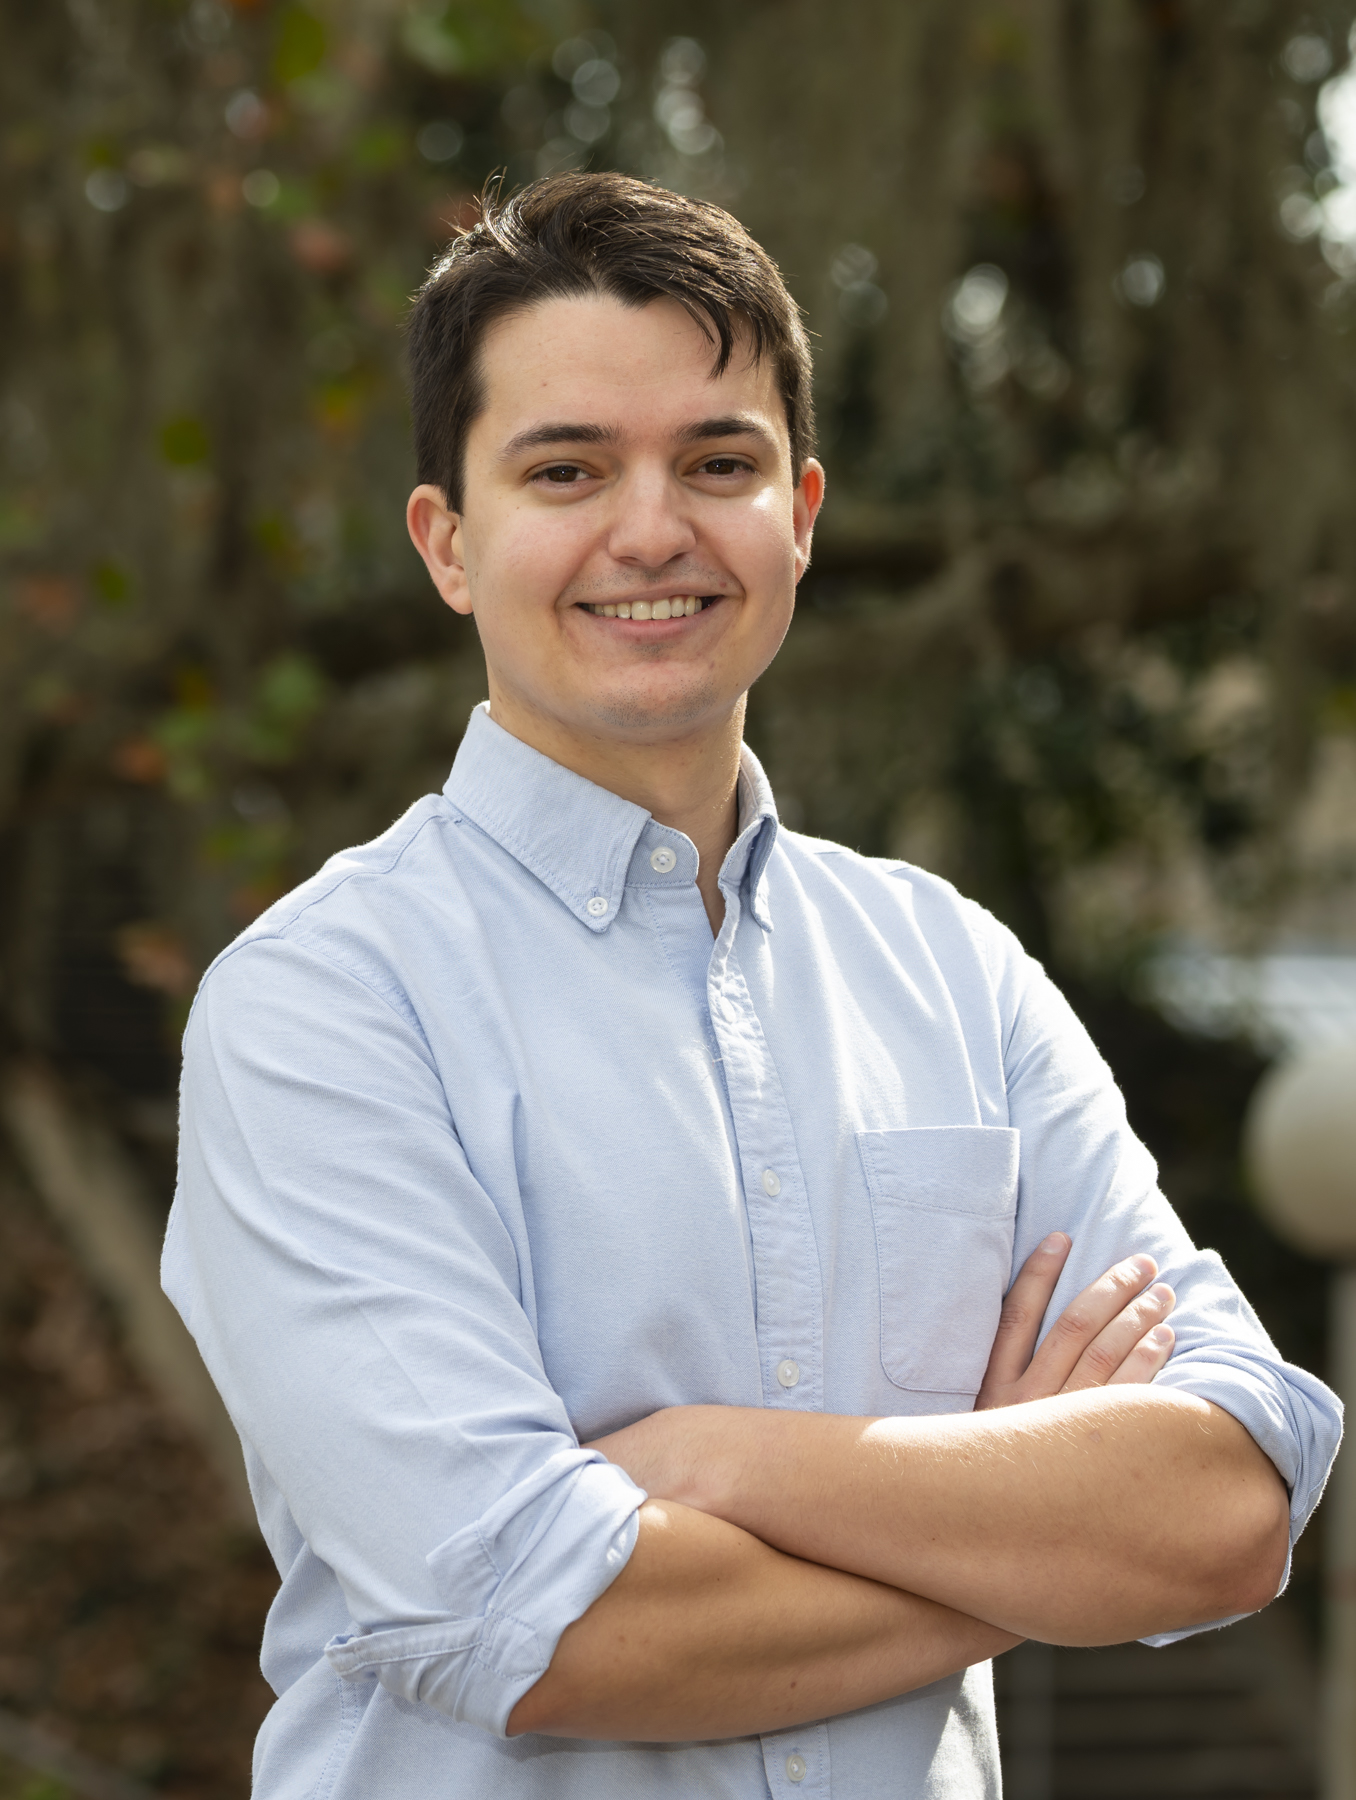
697;456;754;478
534;463;591;484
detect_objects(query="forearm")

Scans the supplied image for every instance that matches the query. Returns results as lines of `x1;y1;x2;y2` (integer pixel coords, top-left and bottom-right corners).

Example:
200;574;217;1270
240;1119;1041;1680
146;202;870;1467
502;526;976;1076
597;1389;1290;1645
507;1498;1017;1741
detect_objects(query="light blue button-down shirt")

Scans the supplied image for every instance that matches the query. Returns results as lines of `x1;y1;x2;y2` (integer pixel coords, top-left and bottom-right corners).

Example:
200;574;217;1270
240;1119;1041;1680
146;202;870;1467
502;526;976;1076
164;702;1340;1800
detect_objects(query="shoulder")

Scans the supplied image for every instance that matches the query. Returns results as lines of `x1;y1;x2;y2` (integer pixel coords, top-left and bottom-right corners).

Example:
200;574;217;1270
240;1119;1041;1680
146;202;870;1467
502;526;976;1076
774;831;1094;1078
773;827;1025;983
193;793;461;1021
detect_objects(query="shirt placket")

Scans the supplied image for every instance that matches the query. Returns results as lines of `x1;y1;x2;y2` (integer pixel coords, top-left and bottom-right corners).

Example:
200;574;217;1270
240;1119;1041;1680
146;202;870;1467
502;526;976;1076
709;890;831;1795
707;888;824;1415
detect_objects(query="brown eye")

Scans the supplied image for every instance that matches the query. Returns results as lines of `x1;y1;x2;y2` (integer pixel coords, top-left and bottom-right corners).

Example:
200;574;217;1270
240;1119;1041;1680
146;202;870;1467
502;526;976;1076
702;458;750;476
542;464;584;483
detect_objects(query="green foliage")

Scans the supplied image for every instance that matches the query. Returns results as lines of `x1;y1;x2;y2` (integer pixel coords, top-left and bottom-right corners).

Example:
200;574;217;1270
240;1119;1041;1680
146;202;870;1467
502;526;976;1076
157;416;211;468
90;557;134;608
18;1778;69;1800
272;5;327;84
245;652;328;762
398;1;549;78
352;124;409;173
2;0;1355;1090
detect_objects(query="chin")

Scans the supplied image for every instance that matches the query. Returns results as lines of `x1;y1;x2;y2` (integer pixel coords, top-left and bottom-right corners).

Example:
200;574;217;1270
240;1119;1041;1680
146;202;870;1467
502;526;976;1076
585;678;726;735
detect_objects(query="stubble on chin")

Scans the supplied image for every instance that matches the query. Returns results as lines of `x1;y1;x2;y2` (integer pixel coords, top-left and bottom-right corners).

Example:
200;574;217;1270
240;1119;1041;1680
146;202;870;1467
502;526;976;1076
587;669;724;733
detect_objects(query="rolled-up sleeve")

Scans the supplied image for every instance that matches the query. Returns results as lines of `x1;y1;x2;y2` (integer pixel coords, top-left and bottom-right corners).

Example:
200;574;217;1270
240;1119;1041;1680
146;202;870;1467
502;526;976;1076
975;909;1342;1635
163;934;645;1736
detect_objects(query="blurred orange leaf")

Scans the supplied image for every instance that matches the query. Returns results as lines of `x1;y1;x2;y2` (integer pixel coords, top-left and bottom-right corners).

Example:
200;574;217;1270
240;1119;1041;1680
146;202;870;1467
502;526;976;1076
114;922;198;998
289;219;354;274
17;575;80;630
229;878;286;923
206;169;245;213
112;737;168;784
429;191;478;239
173;665;216;710
312;378;365;441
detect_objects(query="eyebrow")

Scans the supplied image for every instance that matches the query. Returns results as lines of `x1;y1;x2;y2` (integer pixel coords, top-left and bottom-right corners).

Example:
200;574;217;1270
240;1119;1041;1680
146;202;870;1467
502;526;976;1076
499;422;620;460
675;414;779;451
498;413;778;462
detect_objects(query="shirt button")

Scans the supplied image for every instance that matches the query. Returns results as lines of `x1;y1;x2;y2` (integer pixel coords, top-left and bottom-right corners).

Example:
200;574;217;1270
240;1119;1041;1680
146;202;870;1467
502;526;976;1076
776;1359;801;1389
761;1168;781;1196
786;1752;807;1782
585;897;609;917
649;846;677;873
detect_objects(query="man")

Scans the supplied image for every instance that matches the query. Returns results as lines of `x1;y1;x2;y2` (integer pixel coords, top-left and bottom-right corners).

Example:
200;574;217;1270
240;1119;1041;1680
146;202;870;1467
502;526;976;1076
164;174;1340;1798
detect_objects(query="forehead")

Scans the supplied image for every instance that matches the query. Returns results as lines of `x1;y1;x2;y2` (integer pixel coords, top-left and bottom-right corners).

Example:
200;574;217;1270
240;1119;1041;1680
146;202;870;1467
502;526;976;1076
472;293;784;445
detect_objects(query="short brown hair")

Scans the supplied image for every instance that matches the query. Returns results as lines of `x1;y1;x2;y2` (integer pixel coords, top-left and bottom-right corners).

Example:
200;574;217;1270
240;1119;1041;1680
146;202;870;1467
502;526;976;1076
407;173;815;511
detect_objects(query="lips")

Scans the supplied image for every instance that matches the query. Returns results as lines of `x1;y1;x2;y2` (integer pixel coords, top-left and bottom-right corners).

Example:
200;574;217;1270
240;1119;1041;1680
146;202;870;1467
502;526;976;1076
581;595;713;620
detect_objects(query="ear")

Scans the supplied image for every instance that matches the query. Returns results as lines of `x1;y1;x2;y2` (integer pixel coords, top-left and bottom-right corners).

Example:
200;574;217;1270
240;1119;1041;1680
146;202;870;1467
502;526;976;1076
407;484;472;615
792;459;826;583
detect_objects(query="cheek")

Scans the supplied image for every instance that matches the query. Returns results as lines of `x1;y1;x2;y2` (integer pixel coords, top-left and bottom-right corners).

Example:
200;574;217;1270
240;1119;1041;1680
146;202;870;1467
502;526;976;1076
473;504;591;608
725;491;800;591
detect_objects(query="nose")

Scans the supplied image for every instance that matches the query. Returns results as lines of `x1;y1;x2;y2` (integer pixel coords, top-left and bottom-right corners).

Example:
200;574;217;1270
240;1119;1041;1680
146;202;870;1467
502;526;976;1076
604;465;696;569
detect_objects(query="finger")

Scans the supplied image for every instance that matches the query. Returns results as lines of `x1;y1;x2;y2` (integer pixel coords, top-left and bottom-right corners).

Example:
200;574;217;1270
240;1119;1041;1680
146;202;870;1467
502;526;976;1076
1021;1253;1159;1394
1106;1322;1175;1386
1062;1283;1176;1392
980;1232;1072;1393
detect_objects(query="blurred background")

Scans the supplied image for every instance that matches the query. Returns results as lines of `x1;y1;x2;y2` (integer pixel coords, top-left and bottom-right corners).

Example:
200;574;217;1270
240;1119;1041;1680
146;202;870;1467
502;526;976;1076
2;0;1355;1794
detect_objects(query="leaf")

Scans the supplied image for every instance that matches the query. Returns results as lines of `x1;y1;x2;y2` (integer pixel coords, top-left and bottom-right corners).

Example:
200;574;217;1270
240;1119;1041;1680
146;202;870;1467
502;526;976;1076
254;651;327;731
273;6;327;84
400;13;464;76
158;415;211;467
91;557;134;607
353;123;409;172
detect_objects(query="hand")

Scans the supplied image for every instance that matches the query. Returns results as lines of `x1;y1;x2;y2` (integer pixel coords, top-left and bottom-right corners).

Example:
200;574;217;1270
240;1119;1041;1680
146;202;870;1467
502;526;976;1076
974;1234;1175;1412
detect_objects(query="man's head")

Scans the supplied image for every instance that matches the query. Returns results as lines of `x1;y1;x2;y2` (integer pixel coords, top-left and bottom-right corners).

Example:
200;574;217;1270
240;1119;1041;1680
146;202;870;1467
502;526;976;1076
405;174;824;783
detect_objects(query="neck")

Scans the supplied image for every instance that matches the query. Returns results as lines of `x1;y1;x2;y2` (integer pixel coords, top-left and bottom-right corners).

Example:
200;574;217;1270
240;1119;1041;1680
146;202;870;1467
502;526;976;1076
485;683;744;935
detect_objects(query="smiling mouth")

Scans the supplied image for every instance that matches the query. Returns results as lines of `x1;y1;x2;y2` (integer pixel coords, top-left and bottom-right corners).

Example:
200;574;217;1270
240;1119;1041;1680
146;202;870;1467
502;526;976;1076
580;595;717;620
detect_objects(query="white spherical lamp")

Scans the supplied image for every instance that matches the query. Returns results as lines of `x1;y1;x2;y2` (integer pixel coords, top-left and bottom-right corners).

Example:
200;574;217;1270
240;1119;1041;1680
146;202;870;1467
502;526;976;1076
1245;1042;1356;1260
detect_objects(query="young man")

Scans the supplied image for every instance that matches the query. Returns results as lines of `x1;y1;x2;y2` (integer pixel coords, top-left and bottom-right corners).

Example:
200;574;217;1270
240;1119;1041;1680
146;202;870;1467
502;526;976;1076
164;175;1339;1798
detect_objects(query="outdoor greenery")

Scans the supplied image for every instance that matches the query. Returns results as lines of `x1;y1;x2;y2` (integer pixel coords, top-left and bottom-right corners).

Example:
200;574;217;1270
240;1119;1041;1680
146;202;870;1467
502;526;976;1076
1;1;1354;1792
4;1;1356;1092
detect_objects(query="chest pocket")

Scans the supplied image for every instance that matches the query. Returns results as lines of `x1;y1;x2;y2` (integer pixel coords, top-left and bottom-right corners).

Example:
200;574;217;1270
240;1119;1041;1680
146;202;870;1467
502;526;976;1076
857;1126;1020;1396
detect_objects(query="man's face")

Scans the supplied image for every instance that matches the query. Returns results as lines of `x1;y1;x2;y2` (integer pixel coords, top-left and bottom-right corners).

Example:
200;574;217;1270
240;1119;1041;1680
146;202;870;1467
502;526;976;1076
409;294;823;751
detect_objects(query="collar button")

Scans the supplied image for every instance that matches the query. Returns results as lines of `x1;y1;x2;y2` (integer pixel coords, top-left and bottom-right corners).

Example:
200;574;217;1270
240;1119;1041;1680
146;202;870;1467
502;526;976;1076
586;896;609;918
649;846;677;874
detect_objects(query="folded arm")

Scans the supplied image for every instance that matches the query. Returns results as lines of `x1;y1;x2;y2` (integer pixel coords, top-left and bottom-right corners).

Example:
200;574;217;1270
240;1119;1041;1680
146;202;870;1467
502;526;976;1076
508;1499;1016;1739
592;1390;1285;1648
591;1240;1291;1647
512;1235;1215;1737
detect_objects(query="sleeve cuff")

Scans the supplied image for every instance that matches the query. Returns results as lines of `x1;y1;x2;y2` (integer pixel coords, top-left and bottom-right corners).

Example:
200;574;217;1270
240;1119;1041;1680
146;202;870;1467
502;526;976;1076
325;1447;645;1734
1139;1354;1342;1646
1154;1354;1341;1540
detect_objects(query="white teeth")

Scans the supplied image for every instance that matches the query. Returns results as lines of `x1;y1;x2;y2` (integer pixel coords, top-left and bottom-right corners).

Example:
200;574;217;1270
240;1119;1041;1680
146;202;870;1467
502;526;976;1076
585;596;707;619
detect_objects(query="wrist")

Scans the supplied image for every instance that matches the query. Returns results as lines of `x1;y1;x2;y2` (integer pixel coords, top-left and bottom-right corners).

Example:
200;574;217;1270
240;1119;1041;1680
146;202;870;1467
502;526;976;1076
682;1405;762;1521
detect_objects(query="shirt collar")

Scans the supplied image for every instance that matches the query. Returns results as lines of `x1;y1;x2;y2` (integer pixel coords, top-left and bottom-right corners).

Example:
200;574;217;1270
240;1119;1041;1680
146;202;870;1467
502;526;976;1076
725;744;779;931
443;704;779;933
